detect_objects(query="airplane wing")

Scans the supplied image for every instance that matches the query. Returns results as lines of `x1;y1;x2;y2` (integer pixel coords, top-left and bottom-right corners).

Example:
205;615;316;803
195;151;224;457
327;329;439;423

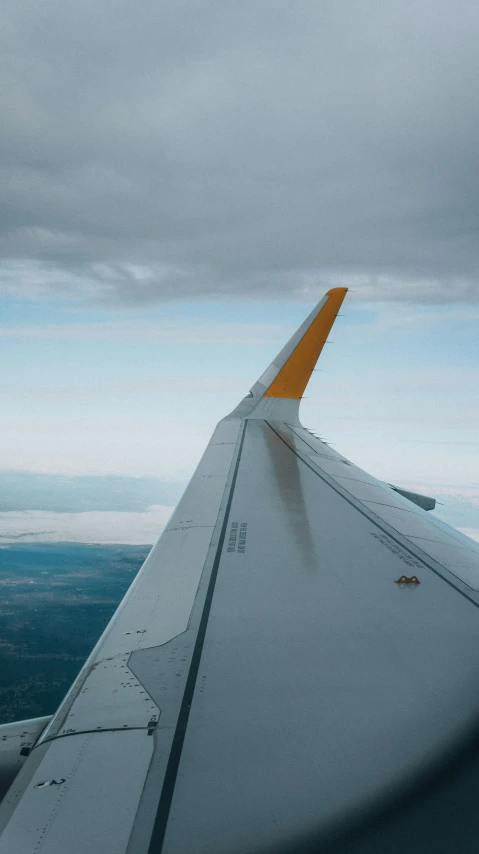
1;288;479;853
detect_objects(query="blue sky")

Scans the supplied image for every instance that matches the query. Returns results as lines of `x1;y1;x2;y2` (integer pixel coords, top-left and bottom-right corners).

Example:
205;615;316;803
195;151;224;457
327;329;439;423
1;289;478;544
1;1;478;543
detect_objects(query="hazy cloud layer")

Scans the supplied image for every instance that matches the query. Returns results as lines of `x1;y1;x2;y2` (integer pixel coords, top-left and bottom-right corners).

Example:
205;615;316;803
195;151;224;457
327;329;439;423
0;505;171;544
0;495;476;546
0;471;184;513
1;1;479;304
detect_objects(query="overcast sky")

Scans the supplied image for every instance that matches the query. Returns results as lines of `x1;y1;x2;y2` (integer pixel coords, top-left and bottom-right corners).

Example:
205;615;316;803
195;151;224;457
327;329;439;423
2;0;479;303
1;1;478;543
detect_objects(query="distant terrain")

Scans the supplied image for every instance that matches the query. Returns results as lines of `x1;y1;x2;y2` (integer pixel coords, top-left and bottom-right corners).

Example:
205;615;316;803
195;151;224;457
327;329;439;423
0;543;149;724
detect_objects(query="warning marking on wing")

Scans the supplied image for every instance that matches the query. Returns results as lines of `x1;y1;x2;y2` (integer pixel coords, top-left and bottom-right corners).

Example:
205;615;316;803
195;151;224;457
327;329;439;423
226;522;248;554
371;531;422;569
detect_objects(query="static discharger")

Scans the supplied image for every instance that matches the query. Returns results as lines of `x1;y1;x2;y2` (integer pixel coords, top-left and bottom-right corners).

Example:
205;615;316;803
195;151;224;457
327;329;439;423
394;576;420;584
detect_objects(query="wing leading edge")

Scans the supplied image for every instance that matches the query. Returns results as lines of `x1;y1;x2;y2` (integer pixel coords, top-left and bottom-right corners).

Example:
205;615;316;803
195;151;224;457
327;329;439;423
1;289;479;854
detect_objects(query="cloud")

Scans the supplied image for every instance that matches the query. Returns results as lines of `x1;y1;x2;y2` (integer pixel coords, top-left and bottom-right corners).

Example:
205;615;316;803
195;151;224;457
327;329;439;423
1;1;479;304
0;317;288;345
0;471;184;513
0;414;217;478
0;494;476;547
429;486;479;544
0;506;172;545
367;304;479;332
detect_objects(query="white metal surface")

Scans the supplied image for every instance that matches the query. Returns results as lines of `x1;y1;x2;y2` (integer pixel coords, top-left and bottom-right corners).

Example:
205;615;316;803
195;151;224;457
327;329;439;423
100;526;219;656
55;653;158;735
408;538;479;590
0;718;51;802
0;731;153;854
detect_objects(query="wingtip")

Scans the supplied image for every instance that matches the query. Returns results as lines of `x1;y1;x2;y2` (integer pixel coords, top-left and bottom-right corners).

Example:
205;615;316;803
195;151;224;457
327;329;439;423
326;287;348;296
263;287;348;400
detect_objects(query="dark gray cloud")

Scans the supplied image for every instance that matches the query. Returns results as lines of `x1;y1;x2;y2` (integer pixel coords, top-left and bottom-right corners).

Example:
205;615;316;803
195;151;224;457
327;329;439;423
1;0;479;303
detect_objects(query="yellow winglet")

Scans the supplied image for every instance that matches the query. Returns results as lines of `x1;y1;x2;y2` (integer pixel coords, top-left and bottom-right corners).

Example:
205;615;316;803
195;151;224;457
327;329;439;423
264;288;348;399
